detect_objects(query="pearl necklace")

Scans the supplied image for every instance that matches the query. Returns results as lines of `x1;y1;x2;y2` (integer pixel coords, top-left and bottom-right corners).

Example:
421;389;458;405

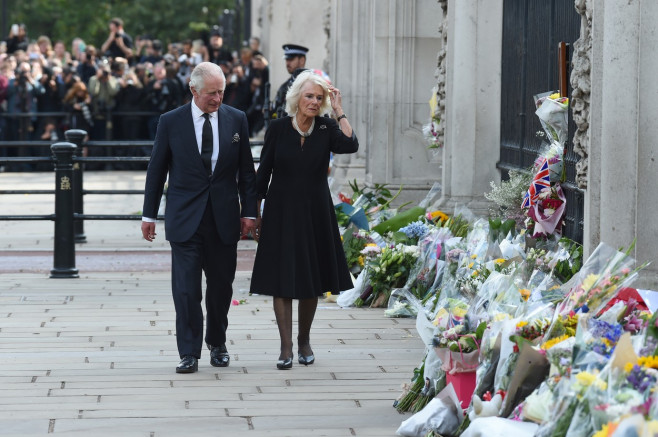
292;115;315;138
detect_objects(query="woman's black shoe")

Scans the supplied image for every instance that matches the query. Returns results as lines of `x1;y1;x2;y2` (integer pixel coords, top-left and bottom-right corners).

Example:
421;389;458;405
277;357;293;370
298;353;315;366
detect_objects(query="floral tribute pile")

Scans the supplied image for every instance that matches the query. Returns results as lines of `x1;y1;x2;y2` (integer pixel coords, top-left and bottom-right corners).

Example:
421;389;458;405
336;196;653;436
332;90;655;437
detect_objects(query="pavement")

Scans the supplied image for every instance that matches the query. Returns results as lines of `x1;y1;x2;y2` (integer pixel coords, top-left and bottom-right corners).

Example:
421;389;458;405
0;171;425;436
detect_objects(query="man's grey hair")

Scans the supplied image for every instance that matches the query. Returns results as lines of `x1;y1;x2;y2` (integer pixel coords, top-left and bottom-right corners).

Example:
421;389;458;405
189;62;225;92
285;70;332;116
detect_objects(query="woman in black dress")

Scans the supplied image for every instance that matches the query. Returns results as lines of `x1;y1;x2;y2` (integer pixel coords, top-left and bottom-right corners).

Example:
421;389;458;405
250;70;358;369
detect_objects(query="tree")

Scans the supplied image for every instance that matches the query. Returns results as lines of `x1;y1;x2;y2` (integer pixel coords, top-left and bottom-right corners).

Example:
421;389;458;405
5;0;233;52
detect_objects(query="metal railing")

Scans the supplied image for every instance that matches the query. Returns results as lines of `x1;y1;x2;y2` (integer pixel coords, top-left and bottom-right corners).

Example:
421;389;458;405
0;129;263;278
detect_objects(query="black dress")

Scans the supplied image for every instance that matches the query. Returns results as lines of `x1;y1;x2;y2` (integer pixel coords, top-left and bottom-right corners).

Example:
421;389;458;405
250;116;358;299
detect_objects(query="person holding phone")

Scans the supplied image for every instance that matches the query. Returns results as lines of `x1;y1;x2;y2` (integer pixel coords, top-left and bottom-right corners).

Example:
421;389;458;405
6;24;28;55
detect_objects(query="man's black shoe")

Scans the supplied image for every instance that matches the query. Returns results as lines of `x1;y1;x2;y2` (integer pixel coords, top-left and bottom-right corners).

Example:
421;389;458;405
209;344;230;367
176;356;198;373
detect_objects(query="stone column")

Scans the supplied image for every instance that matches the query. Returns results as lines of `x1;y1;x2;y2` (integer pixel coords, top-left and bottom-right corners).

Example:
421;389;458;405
438;0;503;216
588;0;658;287
364;0;443;204
327;0;370;194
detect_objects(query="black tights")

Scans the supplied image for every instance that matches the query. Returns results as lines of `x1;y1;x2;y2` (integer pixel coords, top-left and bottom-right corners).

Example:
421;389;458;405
273;297;318;360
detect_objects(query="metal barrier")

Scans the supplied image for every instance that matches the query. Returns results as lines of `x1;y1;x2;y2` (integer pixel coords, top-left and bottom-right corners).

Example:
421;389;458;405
0;130;264;279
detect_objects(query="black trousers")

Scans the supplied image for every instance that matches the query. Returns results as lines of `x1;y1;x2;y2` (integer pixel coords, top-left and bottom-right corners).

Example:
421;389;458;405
169;200;237;359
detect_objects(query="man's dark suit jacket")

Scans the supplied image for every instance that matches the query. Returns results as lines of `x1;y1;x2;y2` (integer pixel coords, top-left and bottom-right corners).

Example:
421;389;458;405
142;102;257;243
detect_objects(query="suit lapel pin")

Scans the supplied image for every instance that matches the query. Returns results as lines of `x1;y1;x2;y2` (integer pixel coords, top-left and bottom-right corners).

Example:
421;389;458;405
319;124;327;130
232;133;240;143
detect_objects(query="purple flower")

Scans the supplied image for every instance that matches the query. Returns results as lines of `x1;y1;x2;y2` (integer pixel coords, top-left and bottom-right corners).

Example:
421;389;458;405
627;365;656;393
623;313;645;333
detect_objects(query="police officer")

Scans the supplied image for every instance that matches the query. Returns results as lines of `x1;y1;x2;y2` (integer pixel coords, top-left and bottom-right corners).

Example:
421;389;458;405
272;44;308;119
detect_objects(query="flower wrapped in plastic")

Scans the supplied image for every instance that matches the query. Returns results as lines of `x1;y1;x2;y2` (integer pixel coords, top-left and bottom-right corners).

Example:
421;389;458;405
359;243;420;307
525;184;567;239
534;140;565;184
403;226;451;300
554;242;641;317
432;314;486;409
341;226;373;275
534;91;569;146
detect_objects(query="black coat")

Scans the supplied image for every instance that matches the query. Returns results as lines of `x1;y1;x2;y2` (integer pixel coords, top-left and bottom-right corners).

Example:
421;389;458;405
142;102;257;244
250;116;358;298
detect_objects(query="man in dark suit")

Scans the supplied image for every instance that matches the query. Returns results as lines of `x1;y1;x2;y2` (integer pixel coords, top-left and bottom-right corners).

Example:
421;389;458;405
141;62;257;374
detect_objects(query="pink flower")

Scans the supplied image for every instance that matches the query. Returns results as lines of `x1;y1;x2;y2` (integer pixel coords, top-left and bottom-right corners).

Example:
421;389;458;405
621;268;631;275
231;299;240;306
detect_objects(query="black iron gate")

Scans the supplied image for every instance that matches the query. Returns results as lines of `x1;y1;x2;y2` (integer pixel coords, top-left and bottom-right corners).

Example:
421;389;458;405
499;0;583;243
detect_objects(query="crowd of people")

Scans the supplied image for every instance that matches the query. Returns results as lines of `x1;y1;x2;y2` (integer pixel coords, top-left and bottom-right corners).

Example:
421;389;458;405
0;18;270;169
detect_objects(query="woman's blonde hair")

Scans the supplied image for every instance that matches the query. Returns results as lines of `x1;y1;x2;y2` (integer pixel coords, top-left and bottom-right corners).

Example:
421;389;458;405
285;70;332;116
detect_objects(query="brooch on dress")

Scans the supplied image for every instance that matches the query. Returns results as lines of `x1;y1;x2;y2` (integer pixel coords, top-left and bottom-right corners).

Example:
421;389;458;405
232;133;240;143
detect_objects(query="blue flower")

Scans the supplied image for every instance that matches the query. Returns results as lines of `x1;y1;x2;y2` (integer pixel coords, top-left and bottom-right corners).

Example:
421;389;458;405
399;221;429;239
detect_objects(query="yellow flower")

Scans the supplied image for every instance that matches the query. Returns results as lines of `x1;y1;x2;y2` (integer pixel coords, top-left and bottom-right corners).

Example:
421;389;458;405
365;243;378;247
433;308;449;326
493;312;511;322
452;306;467;319
429;210;449;222
494;258;505;264
624;361;637;373
638;356;658;369
519;288;530;302
470;254;477;259
468;262;474;269
541;334;571;350
593;422;617;437
581;273;600;291
358;256;364;267
549;92;561;100
575;371;607;390
472;270;479;277
516;320;528;329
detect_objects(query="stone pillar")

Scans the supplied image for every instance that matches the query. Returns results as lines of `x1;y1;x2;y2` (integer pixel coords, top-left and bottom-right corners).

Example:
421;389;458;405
588;0;658;287
365;0;443;204
327;0;369;194
438;0;503;216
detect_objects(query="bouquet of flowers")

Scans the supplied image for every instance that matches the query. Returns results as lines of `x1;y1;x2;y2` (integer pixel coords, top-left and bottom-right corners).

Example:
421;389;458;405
534;91;569;146
357;243;419;307
423;86;442;149
555;242;641;317
525;184;567;239
404;227;451;300
341;227;373;275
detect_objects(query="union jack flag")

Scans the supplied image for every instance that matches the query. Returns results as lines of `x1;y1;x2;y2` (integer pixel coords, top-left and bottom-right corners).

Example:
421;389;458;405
521;158;551;208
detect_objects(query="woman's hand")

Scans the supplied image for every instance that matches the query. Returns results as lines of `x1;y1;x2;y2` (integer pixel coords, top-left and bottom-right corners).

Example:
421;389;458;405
329;87;343;114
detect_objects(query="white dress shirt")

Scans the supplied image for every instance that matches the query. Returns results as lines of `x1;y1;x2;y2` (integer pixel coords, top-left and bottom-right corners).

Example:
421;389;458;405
190;98;219;171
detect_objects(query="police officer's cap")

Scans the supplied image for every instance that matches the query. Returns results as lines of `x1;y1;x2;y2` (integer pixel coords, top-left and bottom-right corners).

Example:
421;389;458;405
282;44;309;59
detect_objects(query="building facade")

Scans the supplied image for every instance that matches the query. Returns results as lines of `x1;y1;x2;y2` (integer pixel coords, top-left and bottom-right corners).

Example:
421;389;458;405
252;0;658;288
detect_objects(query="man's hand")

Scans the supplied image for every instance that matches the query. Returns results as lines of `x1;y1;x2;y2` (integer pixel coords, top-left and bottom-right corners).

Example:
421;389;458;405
240;218;257;240
141;221;157;242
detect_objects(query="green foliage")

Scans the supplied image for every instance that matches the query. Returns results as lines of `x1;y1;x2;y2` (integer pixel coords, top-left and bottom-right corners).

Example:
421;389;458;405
488;217;517;242
5;0;233;50
553;237;583;283
371;206;426;235
348;179;394;207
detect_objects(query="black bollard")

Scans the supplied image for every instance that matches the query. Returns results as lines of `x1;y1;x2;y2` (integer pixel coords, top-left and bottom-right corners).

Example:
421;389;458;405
65;129;87;243
50;142;79;279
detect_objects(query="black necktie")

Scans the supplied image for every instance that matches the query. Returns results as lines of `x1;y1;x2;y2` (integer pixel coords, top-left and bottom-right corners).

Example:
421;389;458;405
201;113;213;175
